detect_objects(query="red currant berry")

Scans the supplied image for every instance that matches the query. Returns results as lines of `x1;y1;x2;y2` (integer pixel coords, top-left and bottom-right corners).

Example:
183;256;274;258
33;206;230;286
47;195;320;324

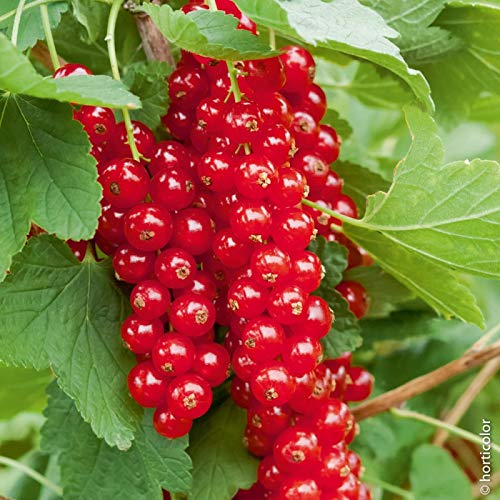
257;456;286;491
317;125;341;164
231;377;253;408
292;151;329;195
272;208;316;252
336;281;368;319
167;373;213;419
232;346;258;381
53;63;92;78
343;366;374;402
280;45;316;93
243;425;273;457
311;399;353;445
282;335;323;376
162;104;194;141
347;450;362;477
316;447;350;490
241;316;286;362
273;426;321;475
248;402;291;436
170;208;215;255
224;100;263;144
289;296;332;339
175;271;217;301
101;159;150;208
260;92;293;126
198;152;235;192
251;362;296;406
130;280;171;320
290;110;319;150
113;120;155;157
241;57;286;92
168;65;209;109
230;199;273;243
196;97;226;135
338;473;361;500
290;251;324;292
73;106;115;145
155;248;197;288
234;154;278;199
148;140;190;176
212;229;252;269
269;167;307;208
97;201;126;243
267;284;308;324
290;84;326;122
279;477;320;500
153;405;193;438
288;371;316;410
127;361;168;407
255;123;296;166
124;203;173;252
113;244;155;283
121;314;163;354
150;167;197;211
152;333;195;376
192;342;230;386
250;244;291;286
321;171;343;200
228;279;269;318
169;293;216;337
67;240;86;262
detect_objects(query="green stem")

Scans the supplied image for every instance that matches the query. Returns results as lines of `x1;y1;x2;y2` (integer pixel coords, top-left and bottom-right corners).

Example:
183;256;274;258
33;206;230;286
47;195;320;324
106;0;140;162
0;455;63;496
391;408;500;454
11;0;27;47
269;28;276;50
227;61;243;103
301;198;356;226
40;3;59;70
363;473;414;499
206;0;217;11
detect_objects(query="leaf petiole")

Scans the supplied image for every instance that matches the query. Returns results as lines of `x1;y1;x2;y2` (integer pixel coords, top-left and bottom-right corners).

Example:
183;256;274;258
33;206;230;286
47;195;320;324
40;3;60;70
362;473;414;499
11;0;27;47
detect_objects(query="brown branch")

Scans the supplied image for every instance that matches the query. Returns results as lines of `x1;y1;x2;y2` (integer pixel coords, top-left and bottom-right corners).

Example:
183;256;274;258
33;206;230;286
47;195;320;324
433;357;500;446
31;41;66;72
352;339;500;421
132;0;174;66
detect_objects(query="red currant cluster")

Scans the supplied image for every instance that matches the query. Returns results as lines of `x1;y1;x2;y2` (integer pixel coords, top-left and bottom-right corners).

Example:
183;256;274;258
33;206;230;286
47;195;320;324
234;352;373;500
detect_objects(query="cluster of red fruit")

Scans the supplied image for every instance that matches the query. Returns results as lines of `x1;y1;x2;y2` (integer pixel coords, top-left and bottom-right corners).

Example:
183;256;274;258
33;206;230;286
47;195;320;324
50;0;375;497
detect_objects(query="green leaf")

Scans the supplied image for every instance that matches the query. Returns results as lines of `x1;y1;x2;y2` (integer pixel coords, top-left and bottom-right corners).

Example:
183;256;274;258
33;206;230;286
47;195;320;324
188;399;259;500
0;364;52;419
235;0;433;110
344;265;416;318
0;0;68;51
347;106;500;279
308;237;348;289
122;61;171;130
0;236;141;449
0;95;101;278
42;384;192;499
0;33;140;108
69;0;109;43
141;3;275;61
332;161;390;216
410;444;473;500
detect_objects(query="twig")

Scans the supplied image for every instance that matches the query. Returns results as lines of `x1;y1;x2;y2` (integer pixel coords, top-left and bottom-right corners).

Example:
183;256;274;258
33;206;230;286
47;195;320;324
31;41;67;70
133;0;174;66
0;455;63;496
469;323;500;352
391;408;500;453
352;339;500;421
433;357;500;446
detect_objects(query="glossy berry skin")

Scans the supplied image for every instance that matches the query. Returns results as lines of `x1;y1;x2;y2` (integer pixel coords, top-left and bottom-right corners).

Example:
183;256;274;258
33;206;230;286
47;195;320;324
256;123;295;166
259;92;293;126
153;405;193;439
175;271;217;301
251;362;296;406
338;473;361;500
53;63;92;78
229;200;273;243
150;167;196;210
317;125;341;164
336;281;368;319
241;316;286;362
73;106;115;145
166;373;213;419
279;477;320;500
192;342;230;386
234;154;278;199
316;447;350;490
155;248;197;289
343;366;374;402
67;240;86;262
247;402;291;436
231;377;253;408
267;284;308;324
272;208;316;252
331;194;358;226
250;244;291;286
311;399;353;445
169;293;216;337
212;229;252;269
280;45;316;93
130;280;171;320
228;279;268;318
224;100;263;144
101;159;150;209
168;65;209;109
257;456;286;491
97;201;126;243
290;251;324;292
347;450;362;477
127;361;168;407
243;425;273;457
124;203;173;252
162;104;194;141
273;426;321;475
282;335;323;376
290;110;319;150
289;296;332;339
198;152;235;192
270;168;307;208
321;171;343;200
121;314;163;354
196;96;226;134
291;83;327;122
148;141;190;175
113;244;155;283
232;347;259;381
292;152;329;195
241;58;285;92
113;121;155;157
170;208;215;255
152;333;195;376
